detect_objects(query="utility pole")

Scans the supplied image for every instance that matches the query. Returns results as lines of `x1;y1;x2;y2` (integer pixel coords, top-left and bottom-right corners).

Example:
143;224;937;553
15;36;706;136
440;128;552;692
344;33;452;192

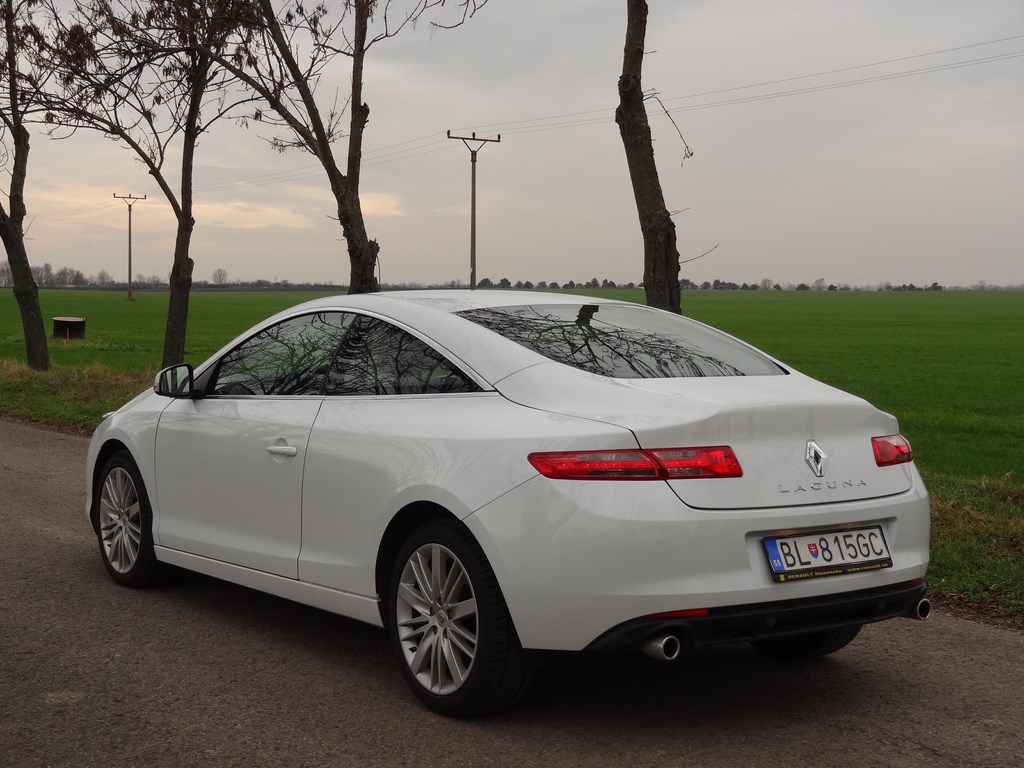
447;131;500;289
113;193;146;300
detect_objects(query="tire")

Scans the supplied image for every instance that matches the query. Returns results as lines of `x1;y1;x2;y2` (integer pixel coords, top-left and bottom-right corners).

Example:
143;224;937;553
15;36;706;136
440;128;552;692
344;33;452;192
751;624;863;660
388;519;535;716
93;451;164;588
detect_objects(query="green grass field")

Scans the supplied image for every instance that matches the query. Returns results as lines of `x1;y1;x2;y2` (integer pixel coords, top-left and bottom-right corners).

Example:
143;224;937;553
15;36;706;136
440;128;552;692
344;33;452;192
2;287;1022;614
0;290;335;371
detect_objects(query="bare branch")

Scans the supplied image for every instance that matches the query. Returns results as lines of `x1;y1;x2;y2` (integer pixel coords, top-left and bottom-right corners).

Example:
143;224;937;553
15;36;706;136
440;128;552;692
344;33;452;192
680;243;719;266
650;93;693;165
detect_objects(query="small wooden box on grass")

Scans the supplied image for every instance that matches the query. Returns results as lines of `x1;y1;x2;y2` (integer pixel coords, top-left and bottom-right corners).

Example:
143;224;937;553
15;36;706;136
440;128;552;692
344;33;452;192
53;316;86;340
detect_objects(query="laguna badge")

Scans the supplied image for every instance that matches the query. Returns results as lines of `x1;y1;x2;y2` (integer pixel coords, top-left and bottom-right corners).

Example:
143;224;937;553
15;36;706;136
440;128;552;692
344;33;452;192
805;440;828;478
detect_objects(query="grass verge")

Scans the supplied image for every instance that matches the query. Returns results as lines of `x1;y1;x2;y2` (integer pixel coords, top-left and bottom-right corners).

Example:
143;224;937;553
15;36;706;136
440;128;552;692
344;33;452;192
0;359;154;434
925;471;1024;620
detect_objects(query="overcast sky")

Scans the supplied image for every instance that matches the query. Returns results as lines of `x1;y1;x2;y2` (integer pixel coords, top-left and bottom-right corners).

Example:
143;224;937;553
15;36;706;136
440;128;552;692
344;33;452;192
21;0;1024;288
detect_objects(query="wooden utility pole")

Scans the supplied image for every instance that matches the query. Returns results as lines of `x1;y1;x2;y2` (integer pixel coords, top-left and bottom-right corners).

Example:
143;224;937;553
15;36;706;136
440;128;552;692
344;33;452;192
447;131;500;289
114;193;146;300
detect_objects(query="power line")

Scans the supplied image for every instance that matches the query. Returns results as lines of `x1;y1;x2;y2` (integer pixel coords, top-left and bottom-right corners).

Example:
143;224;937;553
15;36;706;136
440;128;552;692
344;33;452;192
662;33;1024;103
30;199;116;219
192;136;457;192
666;50;1024;114
194;33;1024;192
371;37;1024;159
30;31;1024;211
448;39;1024;137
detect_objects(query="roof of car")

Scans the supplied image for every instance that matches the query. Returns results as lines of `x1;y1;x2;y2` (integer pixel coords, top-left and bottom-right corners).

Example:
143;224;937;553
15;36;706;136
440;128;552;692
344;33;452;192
283;289;628;315
379;289;626;311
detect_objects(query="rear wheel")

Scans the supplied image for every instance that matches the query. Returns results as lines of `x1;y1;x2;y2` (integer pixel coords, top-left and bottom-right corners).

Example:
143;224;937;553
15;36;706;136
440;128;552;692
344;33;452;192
94;451;163;587
751;624;862;660
388;519;535;716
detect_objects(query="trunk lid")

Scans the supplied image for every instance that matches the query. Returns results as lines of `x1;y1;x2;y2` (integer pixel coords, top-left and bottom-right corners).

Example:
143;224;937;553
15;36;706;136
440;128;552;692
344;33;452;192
496;363;913;510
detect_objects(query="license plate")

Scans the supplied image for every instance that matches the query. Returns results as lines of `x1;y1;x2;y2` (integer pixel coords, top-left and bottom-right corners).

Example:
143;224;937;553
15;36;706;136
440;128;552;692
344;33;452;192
763;526;892;583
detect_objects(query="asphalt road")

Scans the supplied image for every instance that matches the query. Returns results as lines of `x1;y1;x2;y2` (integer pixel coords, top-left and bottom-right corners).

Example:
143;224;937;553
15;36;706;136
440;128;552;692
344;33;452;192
1;418;1022;768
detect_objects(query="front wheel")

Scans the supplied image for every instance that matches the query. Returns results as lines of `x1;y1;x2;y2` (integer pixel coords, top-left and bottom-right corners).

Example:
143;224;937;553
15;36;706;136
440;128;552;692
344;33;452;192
751;624;863;660
94;451;164;587
388;519;535;716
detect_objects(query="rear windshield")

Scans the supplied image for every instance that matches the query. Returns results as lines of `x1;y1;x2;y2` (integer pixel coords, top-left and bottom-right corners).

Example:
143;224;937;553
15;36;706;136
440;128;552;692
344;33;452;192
457;304;785;379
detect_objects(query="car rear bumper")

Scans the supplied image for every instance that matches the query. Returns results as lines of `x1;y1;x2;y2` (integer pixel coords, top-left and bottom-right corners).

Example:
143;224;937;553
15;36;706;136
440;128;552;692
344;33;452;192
465;472;930;651
584;579;928;652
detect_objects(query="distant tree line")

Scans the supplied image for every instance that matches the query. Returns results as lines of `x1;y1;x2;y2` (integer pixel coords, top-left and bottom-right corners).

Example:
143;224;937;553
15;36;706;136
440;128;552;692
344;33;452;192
474;275;1024;292
0;260;162;289
476;277;639;291
682;278;953;292
5;260;1022;293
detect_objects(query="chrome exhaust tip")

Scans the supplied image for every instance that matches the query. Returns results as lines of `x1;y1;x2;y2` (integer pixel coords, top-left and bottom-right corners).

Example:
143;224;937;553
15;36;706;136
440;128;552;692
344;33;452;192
903;597;931;620
641;634;681;661
912;597;932;620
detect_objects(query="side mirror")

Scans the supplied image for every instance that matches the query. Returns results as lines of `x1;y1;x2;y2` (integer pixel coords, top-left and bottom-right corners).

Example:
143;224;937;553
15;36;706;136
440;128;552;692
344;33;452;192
155;364;194;398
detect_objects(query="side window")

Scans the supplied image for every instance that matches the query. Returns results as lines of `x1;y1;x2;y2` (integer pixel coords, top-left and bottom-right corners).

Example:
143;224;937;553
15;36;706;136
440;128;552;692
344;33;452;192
326;315;480;396
212;312;351;396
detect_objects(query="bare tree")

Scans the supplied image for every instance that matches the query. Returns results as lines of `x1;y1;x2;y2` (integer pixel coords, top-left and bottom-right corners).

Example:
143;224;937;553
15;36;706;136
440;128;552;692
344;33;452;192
1;0;50;369
211;267;228;285
42;0;256;366
615;0;682;314
200;0;487;294
29;259;50;286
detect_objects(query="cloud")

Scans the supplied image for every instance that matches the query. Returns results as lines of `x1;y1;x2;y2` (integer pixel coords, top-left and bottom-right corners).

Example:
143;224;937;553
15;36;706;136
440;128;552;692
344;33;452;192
360;192;404;218
194;201;315;230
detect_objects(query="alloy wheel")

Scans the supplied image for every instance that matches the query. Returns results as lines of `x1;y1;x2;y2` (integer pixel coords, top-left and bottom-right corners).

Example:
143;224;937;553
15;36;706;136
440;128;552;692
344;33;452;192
98;467;142;574
395;542;478;695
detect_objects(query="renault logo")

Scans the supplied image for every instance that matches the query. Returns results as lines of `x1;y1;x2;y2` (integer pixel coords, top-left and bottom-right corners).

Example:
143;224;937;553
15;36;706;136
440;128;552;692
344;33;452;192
805;440;828;478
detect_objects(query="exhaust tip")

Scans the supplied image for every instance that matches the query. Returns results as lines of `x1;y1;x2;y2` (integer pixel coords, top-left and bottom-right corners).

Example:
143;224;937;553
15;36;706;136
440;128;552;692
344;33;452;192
914;598;932;620
642;634;681;661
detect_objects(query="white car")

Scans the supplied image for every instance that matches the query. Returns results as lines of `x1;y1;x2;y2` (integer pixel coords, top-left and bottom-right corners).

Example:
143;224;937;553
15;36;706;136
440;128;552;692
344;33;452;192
86;290;930;715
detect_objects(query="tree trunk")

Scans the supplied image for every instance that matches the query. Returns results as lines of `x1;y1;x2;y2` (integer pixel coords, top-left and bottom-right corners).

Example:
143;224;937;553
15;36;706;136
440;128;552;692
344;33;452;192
343;0;379;294
336;185;379;293
615;0;681;314
320;166;378;294
3;0;49;369
1;225;50;370
159;58;206;368
161;224;194;367
0;95;50;368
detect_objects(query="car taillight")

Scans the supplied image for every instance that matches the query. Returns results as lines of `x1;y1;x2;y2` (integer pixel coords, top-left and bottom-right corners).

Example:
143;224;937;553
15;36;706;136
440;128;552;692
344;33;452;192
649;447;743;478
872;434;913;466
527;447;742;480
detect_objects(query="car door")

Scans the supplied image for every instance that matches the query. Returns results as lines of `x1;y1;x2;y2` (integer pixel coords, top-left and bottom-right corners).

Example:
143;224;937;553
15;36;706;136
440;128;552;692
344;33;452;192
154;311;350;578
299;314;490;596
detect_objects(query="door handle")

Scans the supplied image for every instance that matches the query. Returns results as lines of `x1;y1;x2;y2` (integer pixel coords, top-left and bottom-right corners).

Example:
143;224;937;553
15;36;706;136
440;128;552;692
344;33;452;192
266;445;298;458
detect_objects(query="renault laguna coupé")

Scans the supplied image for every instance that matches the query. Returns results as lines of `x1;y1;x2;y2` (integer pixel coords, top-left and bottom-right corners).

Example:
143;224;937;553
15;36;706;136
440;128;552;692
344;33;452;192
86;291;930;715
